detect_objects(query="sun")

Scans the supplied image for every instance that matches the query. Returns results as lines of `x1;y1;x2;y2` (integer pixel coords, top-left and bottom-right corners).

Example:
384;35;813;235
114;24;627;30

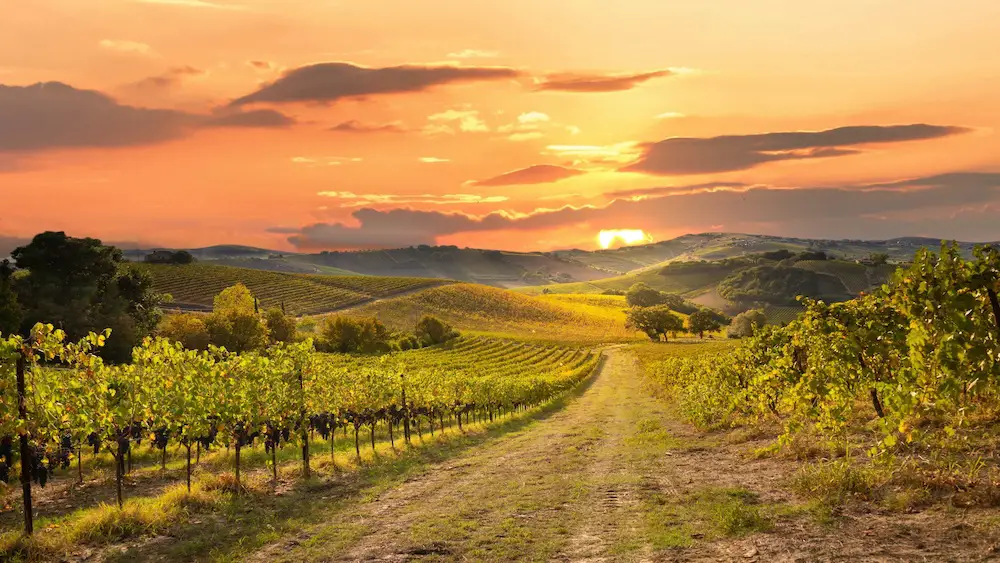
597;229;654;249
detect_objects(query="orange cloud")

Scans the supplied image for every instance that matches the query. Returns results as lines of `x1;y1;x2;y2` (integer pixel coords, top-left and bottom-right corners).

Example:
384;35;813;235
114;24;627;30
535;70;672;92
231;62;521;106
469;165;585;187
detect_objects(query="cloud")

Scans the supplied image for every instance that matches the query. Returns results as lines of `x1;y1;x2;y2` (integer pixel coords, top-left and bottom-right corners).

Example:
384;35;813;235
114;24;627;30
608;182;751;199
136;0;245;9
204;109;296;128
0;81;303;153
546;143;642;166
318;191;508;208
419;157;450;163
426;109;488;133
247;60;275;71
496;111;568;142
0;82;195;151
655;112;686;120
127;65;205;92
623;124;971;175
535;70;672;93
230;62;521;106
517;112;550;124
447;49;500;59
273;172;1000;250
329;120;407;133
99;39;155;56
291;156;362;166
469;164;585;187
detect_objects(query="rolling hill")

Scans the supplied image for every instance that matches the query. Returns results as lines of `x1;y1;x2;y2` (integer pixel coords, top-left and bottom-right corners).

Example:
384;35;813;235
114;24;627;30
123;232;995;290
139;263;449;316
336;283;644;344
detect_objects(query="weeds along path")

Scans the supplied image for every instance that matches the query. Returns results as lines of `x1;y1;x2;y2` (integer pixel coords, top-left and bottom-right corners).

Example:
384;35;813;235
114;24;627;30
250;349;1000;563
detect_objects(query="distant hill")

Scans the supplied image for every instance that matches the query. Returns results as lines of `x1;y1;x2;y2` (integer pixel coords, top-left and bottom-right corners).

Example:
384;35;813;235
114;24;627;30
125;232;997;290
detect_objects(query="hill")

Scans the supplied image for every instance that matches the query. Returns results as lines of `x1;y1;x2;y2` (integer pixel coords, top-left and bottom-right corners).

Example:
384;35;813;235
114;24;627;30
518;251;903;326
337;284;643;344
124;232;995;289
140;263;449;316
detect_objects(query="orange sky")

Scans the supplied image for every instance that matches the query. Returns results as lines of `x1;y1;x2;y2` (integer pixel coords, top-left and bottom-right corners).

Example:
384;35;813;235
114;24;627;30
2;0;1000;251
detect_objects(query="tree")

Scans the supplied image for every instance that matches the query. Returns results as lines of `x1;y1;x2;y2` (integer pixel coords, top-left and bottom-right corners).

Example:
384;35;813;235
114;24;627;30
687;309;722;338
205;284;268;353
319;316;391;353
727;309;766;338
264;308;297;344
626;305;684;342
144;250;194;264
626;283;666;308
11;232;163;362
0;260;22;335
206;311;268;353
415;315;457;346
213;283;257;315
868;253;890;266
157;313;210;350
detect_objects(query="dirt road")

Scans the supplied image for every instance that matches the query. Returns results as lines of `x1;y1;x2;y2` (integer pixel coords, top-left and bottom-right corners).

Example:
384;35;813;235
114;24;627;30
252;349;1000;562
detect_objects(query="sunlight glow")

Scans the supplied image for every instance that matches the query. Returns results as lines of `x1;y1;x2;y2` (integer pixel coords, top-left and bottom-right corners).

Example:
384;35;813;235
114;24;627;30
597;229;653;249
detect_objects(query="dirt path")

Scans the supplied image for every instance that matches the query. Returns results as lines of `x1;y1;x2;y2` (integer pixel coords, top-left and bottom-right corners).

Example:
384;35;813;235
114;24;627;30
251;349;1000;563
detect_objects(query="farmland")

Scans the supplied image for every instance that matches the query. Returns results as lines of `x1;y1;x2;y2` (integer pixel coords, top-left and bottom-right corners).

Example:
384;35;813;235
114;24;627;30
140;263;450;315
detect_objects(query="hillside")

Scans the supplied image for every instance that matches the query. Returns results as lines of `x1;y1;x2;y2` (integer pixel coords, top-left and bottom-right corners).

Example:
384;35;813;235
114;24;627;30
124;232;996;289
518;252;902;326
338;284;643;343
140;263;449;315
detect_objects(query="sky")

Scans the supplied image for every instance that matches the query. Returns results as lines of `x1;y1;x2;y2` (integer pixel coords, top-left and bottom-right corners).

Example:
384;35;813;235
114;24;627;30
2;0;1000;252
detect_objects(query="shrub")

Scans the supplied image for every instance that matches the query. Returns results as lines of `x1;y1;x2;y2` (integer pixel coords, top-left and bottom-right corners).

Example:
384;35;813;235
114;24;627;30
727;309;766;338
414;315;458;346
319;316;391;353
264;307;297;344
157;313;210;350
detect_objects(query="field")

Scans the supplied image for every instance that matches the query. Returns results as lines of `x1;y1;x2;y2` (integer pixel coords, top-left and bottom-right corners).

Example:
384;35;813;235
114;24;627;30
139;263;449;315
6;245;1000;562
341;284;646;343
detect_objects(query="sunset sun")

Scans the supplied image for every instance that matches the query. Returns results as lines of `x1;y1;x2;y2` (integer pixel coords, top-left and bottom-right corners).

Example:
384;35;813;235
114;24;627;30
597;229;654;249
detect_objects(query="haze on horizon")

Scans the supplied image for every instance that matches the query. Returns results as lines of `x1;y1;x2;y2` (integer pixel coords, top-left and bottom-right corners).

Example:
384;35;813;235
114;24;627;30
2;0;1000;252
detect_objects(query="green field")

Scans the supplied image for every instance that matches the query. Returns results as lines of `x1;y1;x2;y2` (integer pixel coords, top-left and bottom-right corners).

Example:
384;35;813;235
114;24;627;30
140;263;450;315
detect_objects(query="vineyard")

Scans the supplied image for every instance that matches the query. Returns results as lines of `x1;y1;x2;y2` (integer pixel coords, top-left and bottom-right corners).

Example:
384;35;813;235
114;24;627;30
646;243;1000;506
0;330;598;547
140;263;449;315
344;283;643;343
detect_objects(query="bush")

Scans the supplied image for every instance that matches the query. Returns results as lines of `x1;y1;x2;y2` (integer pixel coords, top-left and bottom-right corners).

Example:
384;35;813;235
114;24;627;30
727;309;766;338
205;311;268;353
157;313;210;350
264;308;297;344
414;315;458;346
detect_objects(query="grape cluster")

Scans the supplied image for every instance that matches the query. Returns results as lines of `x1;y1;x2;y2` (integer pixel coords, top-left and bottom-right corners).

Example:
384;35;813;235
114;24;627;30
0;436;12;484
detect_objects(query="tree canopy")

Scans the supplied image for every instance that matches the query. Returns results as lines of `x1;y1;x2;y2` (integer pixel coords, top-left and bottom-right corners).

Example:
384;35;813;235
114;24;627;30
626;305;684;342
10;232;163;362
686;309;723;338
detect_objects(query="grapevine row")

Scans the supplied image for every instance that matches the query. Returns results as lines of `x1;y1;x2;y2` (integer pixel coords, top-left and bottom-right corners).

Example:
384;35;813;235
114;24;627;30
0;332;598;535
